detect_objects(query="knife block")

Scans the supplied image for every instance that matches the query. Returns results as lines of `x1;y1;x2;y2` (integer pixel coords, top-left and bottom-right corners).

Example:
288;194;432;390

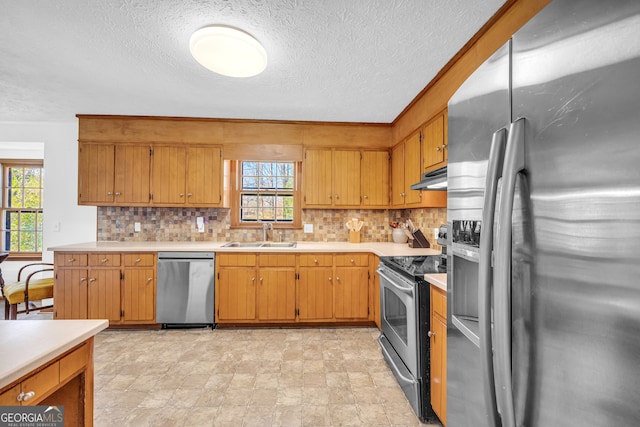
409;230;430;248
349;230;361;243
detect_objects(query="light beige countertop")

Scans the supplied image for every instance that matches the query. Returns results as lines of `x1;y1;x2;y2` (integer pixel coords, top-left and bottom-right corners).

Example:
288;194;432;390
0;320;108;389
49;241;441;258
425;273;447;291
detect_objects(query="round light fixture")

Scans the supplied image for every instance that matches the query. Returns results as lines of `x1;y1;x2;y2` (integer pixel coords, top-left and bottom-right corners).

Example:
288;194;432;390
189;25;267;78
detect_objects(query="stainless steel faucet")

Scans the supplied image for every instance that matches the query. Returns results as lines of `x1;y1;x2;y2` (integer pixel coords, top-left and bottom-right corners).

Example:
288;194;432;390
262;222;273;241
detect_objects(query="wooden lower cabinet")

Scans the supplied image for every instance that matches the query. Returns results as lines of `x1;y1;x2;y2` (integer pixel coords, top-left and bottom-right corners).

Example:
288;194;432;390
334;266;369;319
54;252;156;326
0;340;94;425
215;252;373;325
217;268;257;321
257;268;296;321
298;267;334;321
430;285;447;426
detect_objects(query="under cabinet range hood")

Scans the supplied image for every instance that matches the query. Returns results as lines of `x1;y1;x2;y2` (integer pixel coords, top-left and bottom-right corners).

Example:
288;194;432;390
410;166;447;190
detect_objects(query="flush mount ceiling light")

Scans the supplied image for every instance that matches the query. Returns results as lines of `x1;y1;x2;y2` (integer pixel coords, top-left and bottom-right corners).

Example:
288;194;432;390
189;25;267;78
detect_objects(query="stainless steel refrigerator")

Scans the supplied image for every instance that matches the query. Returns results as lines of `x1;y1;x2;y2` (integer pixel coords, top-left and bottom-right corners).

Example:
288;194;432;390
446;0;640;426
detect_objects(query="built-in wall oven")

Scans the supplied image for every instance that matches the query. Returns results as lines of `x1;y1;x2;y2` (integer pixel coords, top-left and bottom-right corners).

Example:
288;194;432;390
377;253;444;423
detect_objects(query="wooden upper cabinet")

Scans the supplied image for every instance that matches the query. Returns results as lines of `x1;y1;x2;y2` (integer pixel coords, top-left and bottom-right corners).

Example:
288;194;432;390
361;151;390;207
303;148;333;206
404;133;422;205
79;143;150;205
422;112;447;172
151;145;187;204
78;143;115;204
333;150;361;206
114;145;151;204
186;146;222;205
304;148;389;208
391;131;421;206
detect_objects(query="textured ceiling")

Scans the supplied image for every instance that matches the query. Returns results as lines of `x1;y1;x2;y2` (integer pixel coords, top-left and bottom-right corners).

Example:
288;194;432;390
0;0;505;123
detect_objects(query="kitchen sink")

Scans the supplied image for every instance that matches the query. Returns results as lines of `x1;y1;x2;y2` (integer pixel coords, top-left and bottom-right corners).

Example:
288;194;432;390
222;241;297;248
260;242;297;248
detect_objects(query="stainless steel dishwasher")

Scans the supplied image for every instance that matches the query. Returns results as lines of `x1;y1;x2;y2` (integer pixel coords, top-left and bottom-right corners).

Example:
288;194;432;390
157;252;214;327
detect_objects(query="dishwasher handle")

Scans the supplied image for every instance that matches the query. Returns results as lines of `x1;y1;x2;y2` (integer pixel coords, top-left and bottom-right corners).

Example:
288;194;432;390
158;252;214;260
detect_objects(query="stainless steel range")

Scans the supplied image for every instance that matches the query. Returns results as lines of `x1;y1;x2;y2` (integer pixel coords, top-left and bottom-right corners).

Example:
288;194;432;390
377;231;447;422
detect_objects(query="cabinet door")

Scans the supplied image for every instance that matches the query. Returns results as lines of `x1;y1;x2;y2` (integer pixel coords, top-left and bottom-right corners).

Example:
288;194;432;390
151;146;186;204
114;144;151;204
430;314;447;425
122;268;155;323
422;113;446;171
257;268;296;321
361;151;389;206
187;146;222;206
303;149;333;206
404;131;423;205
391;143;405;206
54;269;88;319
87;269;121;323
78;143;115;204
298;267;334;320
334;267;369;319
333;150;361;206
217;268;256;321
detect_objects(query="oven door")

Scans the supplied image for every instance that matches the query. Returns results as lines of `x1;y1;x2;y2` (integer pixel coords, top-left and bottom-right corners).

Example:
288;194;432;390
378;264;419;376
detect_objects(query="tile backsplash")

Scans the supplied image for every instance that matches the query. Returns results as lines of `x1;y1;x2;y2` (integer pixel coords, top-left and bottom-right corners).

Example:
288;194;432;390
97;207;447;247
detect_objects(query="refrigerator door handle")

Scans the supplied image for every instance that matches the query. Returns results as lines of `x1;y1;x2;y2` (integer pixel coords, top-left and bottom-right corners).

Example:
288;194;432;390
494;117;526;427
479;127;508;427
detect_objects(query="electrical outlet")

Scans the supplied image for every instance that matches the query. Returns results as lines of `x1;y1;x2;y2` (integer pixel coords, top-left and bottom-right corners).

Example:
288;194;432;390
303;224;314;233
196;217;205;233
134;222;141;232
433;228;439;240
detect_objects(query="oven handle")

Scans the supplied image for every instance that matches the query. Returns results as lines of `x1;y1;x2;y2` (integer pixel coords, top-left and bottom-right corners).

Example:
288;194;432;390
376;268;415;297
479;127;507;427
378;335;415;384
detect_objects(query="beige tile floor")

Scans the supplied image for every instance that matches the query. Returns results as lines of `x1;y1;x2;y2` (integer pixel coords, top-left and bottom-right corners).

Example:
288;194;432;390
1;300;439;426
93;327;441;427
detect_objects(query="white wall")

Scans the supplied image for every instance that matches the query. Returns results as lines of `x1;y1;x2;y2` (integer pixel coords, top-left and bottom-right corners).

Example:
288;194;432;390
0;121;96;280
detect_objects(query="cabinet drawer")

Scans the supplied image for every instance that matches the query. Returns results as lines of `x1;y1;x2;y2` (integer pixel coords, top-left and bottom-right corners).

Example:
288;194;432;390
59;344;89;381
56;253;88;267
259;254;296;267
335;253;369;267
123;253;155;267
0;384;21;406
21;362;60;406
299;254;333;267
89;254;121;267
217;253;256;267
431;286;447;321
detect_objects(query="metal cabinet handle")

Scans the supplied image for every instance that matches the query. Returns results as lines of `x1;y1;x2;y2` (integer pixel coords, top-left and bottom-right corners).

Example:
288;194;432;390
135;258;141;263
350;258;355;263
17;391;35;402
260;277;263;283
101;258;108;263
251;277;255;282
428;331;436;338
436;146;442;152
363;195;368;199
80;277;87;282
400;192;406;197
313;258;318;264
336;277;340;281
187;193;192;197
115;192;121;196
147;277;153;282
179;193;184;197
328;277;332;282
67;258;75;263
107;191;113;195
328;195;332;199
335;194;340;199
89;278;96;283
